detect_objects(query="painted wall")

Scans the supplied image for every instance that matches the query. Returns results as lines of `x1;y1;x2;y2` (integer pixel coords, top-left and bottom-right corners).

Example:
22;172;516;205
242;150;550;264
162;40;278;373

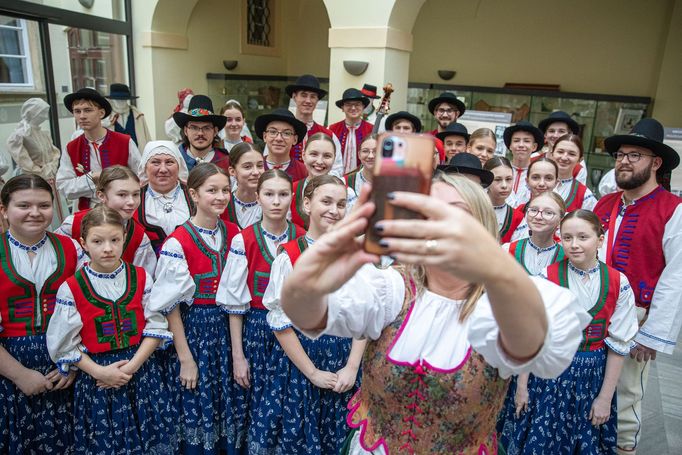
651;0;682;125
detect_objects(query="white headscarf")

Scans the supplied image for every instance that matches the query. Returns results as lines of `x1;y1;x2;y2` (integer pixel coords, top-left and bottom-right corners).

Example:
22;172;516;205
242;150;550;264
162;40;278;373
15;98;50;138
138;140;189;185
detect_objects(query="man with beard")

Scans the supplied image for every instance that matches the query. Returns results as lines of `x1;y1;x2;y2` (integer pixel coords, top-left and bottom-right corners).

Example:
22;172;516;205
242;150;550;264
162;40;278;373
173;94;230;172
593;118;682;455
427;92;466;136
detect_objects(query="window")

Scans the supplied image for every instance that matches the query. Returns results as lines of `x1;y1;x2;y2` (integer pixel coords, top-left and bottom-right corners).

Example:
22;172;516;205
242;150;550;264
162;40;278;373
0;16;33;86
247;0;272;47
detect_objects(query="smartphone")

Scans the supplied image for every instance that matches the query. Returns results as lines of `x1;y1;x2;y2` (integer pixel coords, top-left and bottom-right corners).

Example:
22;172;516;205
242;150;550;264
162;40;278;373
364;132;435;255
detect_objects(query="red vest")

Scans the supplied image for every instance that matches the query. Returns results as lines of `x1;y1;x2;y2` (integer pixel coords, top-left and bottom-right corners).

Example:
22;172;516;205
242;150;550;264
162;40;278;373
133;183;194;255
499;204;525;244
241;221;304;310
328;120;374;169
264;159;308;183
290;122;333;162
593;186;681;309
289;179;309;230
72;209;145;263
546;259;621;351
562;179;588;212
508;238;565;275
66;130;131;210
279;236;309;266
168;220;238;305
67;263;146;353
427;129;438;136
0;233;78;337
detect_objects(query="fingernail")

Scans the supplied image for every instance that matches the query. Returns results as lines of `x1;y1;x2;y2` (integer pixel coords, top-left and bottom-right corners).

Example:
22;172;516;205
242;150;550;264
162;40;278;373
379;239;389;248
374;223;384;233
386;192;395;200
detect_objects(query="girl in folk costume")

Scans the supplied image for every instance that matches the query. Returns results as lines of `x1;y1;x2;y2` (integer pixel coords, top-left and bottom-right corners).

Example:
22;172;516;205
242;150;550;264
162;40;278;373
215;169;304;450
220;101;253;152
485;156;524;244
150;163;240;454
57;165;156;274
222;142;264;230
498;210;638;454
290;133;357;229
503;192;566;276
345;134;377;197
510;157;560;241
551;134;597;211
278;174;589;454
0;174;85;454
466;128;497;167
260;175;366;454
46;205;175;454
134;140;192;255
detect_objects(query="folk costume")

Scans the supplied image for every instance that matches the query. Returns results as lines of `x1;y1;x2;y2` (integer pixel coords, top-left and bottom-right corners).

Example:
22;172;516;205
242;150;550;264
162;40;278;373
221;192;262;230
179;143;231;173
0;231;83;455
554;177;597;212
57;210;157;275
255;108;310;183
257;235;357;454
105;83;152;151
47;262;174;455
593;118;682;453
345;167;370;198
216;220;304;450
289;178;357;229
264;158;308;183
329;88;374;174
56;88;140;210
504;122;544;209
503;238;565;276
498;259;638;454
536;111;588;185
494;203;525;244
296;264;587;454
427;92;466;136
151;219;240;454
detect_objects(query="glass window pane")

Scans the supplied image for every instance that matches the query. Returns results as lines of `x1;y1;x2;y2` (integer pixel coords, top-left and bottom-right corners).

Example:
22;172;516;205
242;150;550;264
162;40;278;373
20;0;126;21
0;56;28;84
0;28;22;55
0;17;20;27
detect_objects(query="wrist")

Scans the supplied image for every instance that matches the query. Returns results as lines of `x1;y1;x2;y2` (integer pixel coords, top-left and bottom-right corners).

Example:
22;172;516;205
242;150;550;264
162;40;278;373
232;352;246;362
178;353;195;364
304;366;318;380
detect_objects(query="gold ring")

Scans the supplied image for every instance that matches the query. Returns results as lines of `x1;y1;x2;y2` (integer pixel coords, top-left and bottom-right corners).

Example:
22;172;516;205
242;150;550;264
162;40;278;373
425;239;438;253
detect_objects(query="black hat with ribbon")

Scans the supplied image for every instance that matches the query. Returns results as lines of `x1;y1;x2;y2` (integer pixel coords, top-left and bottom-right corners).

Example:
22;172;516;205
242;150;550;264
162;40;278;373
385;111;423;133
64;87;112;118
173;95;227;129
335;88;370;109
428;92;466;117
254;108;307;145
538;110;579;134
106;83;138;100
503;121;544;149
285;74;327;99
437;152;494;187
360;84;380;99
436;122;470;143
605;118;679;171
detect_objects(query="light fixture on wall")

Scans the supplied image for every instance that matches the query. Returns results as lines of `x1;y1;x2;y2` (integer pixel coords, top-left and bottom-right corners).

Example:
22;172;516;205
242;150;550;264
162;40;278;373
438;70;456;81
343;60;369;76
223;60;238;71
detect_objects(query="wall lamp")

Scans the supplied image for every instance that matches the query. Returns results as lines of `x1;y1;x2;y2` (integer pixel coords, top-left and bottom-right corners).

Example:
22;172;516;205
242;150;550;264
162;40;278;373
343;60;369;76
223;60;238;71
438;70;456;81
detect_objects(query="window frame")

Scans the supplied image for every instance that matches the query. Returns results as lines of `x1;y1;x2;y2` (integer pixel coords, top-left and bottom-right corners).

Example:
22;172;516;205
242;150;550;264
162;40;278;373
0;17;34;88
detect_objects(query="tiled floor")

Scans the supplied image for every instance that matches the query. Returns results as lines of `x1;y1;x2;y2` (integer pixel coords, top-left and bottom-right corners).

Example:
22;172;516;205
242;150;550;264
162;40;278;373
637;330;682;454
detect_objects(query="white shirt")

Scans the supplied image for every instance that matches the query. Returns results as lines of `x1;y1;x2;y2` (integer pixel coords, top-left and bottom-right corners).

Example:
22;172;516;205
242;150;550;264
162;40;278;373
47;263;172;373
507;165;530;208
502;238;562;276
231;193;262;229
598;169;618;197
143;183;191;236
554;178;597;211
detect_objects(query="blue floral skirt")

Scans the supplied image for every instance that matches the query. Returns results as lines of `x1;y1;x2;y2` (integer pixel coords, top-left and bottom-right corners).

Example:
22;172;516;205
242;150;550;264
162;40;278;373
249;331;357;455
172;304;242;455
0;334;73;454
497;348;616;454
73;345;175;455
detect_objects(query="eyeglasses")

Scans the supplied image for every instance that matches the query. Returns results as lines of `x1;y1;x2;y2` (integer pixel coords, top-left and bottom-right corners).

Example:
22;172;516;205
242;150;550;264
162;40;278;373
435;108;456;116
265;129;295;139
614;151;656;163
527;207;558;220
187;125;215;134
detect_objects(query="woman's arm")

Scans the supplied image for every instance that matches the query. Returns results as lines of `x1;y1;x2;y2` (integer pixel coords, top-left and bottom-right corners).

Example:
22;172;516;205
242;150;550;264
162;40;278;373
273;328;337;389
167;307;198;390
589;349;625;426
334;338;367;393
229;314;250;388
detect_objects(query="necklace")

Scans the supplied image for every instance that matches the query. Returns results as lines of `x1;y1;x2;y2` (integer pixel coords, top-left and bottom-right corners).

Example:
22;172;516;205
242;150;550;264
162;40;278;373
150;185;181;213
233;194;258;213
7;231;48;252
261;225;288;246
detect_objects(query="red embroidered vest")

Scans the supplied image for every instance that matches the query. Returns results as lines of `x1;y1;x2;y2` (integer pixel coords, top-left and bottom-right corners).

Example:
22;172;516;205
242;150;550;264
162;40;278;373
66;130;131;210
265;159;308;183
67;263;146;353
562;179;588;212
72;209;145;263
328;120;374;169
593;186;681;309
168;220;237;305
499;204;525;244
241;221;303;310
348;275;507;453
0;233;78;337
279;236;309;265
508;238;565;275
290;179;309;230
546;259;620;351
133;183;194;255
290;122;333;162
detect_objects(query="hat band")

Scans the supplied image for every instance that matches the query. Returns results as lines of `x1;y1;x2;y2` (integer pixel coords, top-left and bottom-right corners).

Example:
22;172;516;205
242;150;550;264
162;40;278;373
189;108;214;116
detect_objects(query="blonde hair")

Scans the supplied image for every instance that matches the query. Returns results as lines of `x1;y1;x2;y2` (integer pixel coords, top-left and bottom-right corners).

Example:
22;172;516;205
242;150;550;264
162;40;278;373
402;174;498;322
468;127;497;146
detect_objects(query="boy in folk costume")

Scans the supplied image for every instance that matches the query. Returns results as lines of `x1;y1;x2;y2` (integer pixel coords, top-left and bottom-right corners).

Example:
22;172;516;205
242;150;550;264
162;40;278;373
328;88;374;174
426;92;466;136
255;108;309;183
592;118;682;455
503;121;545;208
56;88;140;211
285;74;344;177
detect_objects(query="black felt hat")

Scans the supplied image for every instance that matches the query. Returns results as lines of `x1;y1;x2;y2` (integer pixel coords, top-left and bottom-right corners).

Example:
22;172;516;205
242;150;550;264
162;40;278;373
361;84;380;99
285;74;327;99
64;88;112;118
385;111;422;133
436;122;470;143
335;88;370;109
605;118;679;171
538;110;579;134
173;95;227;130
503;121;544;149
428;92;466;117
106;83;138;100
437;152;494;187
254;108;307;145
